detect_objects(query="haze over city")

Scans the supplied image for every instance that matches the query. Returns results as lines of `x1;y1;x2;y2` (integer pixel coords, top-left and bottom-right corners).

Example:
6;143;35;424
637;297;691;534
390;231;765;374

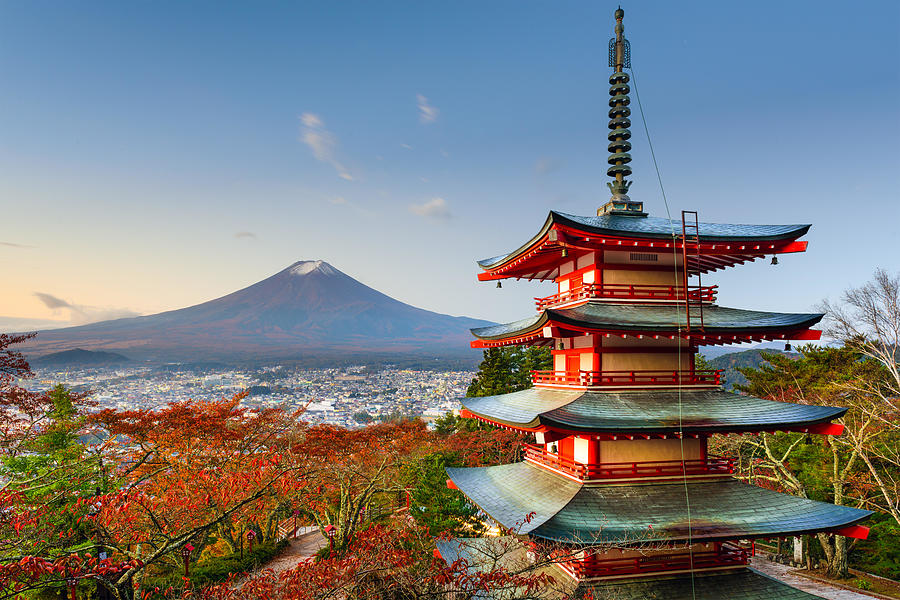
2;0;898;331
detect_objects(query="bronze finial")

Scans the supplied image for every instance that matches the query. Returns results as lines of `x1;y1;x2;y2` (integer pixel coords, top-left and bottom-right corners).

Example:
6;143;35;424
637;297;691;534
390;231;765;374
599;7;644;217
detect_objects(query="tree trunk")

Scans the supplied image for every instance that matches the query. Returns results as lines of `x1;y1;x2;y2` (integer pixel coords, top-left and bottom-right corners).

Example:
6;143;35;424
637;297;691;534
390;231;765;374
825;535;849;578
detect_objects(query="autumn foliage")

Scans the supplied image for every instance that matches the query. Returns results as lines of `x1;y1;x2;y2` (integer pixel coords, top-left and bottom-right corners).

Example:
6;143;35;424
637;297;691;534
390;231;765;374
0;333;541;599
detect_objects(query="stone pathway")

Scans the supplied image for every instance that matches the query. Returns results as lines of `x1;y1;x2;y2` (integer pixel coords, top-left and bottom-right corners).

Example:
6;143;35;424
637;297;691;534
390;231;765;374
264;531;327;574
752;556;884;600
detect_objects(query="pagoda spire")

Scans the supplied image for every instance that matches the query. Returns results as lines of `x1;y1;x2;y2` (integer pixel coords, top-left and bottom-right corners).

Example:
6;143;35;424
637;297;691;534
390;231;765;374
599;7;646;217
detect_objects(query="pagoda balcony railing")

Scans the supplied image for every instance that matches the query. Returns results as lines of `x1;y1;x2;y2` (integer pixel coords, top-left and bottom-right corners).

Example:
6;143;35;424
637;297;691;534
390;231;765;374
534;283;717;310
523;444;734;481
531;369;722;388
558;543;749;579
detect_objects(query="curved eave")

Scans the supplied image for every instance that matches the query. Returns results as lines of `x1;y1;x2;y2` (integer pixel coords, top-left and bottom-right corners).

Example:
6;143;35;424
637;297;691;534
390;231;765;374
446;463;872;545
435;539;824;600
477;213;556;270
470;304;824;347
460;388;848;435
477;212;811;280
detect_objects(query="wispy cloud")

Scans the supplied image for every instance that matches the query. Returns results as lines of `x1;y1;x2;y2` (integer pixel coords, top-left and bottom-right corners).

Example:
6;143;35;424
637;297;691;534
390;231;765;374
299;113;354;181
329;196;348;205
400;143;413;150
535;157;562;175
409;197;451;220
34;292;70;310
234;231;257;239
33;292;141;325
1;241;35;248
416;94;439;124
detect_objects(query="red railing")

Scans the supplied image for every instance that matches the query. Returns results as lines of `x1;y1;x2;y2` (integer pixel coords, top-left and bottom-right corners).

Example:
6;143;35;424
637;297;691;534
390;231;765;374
523;444;734;481
559;544;749;579
531;369;722;387
535;283;717;310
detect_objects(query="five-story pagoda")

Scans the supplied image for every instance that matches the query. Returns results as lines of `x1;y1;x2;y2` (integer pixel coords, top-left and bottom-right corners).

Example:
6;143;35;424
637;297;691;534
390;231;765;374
437;8;871;599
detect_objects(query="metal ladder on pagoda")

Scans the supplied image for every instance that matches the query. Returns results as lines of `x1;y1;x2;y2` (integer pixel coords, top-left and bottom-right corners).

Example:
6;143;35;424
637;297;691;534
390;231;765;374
681;210;705;332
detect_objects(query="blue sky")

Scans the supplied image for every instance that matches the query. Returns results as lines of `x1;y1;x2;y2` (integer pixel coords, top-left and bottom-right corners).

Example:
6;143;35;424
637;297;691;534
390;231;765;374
2;0;898;329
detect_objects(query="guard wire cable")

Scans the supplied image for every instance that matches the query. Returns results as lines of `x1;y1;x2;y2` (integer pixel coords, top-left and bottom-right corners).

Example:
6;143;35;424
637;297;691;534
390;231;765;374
628;64;697;600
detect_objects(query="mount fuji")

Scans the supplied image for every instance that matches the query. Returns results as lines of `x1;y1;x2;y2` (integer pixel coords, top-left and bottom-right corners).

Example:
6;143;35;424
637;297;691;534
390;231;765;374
21;261;492;365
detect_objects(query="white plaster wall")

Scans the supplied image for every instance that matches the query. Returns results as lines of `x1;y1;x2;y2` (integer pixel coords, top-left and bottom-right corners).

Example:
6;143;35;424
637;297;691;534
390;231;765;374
598;438;703;463
554;354;566;371
603;269;683;286
574;437;590;464
573;335;594;349
579;353;595;371
602;351;691;371
576;252;595;270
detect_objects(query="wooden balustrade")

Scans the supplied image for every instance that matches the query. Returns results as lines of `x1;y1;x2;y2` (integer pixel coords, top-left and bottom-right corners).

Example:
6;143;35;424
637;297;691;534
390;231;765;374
559;544;749;579
531;369;722;387
535;283;717;310
523;444;734;481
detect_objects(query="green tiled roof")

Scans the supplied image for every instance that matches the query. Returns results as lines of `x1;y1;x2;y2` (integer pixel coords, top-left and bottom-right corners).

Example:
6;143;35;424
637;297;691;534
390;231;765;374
447;462;871;544
446;463;581;533
462;387;583;428
461;388;847;433
435;537;822;599
583;567;823;599
478;211;811;269
471;303;823;340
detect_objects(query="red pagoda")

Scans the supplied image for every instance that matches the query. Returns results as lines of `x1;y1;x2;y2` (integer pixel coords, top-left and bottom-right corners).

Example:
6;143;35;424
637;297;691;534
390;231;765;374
437;8;871;599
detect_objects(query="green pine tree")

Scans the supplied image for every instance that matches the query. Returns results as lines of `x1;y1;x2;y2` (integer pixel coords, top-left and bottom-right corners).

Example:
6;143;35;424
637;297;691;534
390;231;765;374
465;346;551;398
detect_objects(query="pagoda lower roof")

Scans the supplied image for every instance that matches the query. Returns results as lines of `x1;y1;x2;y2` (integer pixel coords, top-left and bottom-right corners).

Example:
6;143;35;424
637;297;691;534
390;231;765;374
470;303;823;346
477;211;811;279
582;568;822;599
446;462;870;544
435;538;822;599
460;387;846;434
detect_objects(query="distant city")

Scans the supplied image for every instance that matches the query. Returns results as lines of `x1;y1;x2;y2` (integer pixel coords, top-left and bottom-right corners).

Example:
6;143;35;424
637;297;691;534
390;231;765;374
24;364;473;428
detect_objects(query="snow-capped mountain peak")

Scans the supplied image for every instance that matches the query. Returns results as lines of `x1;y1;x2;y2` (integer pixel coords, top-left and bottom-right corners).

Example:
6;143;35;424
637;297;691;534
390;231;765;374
288;260;337;276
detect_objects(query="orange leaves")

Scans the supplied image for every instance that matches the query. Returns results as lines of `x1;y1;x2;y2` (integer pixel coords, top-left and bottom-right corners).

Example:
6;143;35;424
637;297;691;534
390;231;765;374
198;519;556;600
444;427;525;467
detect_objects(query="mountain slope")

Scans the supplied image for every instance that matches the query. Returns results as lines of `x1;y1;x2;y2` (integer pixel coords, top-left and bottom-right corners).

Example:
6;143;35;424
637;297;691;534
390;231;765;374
705;348;799;389
32;348;130;368
21;261;492;363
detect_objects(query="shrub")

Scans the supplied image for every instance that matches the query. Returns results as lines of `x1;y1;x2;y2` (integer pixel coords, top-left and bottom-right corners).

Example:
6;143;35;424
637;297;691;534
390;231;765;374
854;578;873;591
